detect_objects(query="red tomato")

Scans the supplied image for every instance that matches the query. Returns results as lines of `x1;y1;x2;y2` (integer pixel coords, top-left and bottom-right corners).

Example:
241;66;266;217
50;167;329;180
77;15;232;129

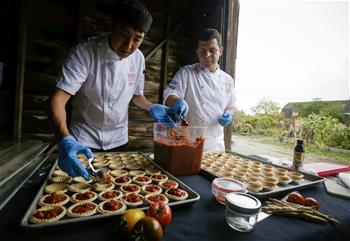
132;216;163;241
287;192;305;205
304;197;320;209
147;202;172;228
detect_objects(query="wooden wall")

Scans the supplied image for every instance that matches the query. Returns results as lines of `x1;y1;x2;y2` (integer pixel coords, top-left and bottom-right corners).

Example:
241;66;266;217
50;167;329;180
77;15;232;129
1;0;239;151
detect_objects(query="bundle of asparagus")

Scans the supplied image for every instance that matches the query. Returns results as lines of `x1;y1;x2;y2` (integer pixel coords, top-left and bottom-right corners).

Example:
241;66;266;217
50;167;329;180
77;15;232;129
262;198;339;224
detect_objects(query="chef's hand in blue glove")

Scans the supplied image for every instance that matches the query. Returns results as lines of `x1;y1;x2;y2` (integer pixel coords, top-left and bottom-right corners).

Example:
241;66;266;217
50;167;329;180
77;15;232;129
172;98;189;122
58;135;92;180
218;111;233;127
149;104;175;124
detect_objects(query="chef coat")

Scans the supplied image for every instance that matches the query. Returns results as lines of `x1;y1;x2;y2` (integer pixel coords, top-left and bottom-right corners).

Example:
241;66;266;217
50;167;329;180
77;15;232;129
163;63;236;152
57;35;145;150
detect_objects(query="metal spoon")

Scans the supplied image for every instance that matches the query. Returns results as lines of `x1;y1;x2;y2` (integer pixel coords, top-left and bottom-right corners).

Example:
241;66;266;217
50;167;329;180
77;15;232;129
87;157;107;183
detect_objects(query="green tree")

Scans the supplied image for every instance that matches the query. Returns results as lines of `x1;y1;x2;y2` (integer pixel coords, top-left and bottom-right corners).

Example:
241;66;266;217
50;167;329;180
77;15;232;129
251;98;280;115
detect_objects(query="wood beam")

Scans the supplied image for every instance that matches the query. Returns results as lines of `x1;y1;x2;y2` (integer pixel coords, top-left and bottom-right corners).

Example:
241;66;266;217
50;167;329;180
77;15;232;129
223;0;240;151
13;0;31;139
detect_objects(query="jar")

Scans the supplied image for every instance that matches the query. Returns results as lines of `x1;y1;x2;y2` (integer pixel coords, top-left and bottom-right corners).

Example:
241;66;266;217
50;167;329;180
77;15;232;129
212;177;247;204
225;192;261;232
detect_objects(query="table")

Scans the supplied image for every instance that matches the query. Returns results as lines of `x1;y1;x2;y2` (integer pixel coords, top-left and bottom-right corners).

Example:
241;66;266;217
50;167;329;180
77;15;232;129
1;160;350;241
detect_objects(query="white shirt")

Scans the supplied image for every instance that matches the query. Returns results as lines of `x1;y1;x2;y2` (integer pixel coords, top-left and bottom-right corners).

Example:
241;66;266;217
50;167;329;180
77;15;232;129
57;35;145;150
163;63;236;152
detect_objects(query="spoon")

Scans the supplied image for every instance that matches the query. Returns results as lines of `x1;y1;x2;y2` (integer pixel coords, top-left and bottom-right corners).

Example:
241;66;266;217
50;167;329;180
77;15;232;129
87;157;108;183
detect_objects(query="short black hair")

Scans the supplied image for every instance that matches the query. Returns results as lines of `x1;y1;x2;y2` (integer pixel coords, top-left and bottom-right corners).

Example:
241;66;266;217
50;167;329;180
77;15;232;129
197;28;222;48
113;0;153;33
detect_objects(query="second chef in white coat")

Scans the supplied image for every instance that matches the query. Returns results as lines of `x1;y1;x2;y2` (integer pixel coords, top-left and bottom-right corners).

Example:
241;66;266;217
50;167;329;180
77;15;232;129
163;28;236;152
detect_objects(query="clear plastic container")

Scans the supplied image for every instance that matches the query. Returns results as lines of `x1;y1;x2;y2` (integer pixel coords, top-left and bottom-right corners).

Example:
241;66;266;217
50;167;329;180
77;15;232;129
211;177;247;204
153;123;206;176
225;192;261;232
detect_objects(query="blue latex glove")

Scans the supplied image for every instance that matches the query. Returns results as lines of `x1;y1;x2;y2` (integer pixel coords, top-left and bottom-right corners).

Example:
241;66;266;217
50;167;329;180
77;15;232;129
57;135;93;180
172;98;189;122
149;104;175;124
218;111;233;127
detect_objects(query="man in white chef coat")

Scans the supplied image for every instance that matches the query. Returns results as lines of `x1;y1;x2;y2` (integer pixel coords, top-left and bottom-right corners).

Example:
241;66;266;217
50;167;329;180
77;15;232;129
164;28;236;152
49;0;173;179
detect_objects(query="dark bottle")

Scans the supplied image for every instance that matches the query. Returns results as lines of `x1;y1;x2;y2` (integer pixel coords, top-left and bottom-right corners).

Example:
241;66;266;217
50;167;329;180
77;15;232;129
293;139;304;170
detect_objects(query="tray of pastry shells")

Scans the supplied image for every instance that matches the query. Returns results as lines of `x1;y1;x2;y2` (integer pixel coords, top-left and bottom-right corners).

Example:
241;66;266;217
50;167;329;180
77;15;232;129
201;151;325;200
20;152;200;229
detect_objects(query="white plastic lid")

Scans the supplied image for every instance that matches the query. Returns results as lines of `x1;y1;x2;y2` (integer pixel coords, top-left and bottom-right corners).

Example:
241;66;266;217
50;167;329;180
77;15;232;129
212;177;246;193
225;192;261;214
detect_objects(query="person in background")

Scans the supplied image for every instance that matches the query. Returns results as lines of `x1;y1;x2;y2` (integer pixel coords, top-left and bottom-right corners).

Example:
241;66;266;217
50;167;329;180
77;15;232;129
49;0;173;179
164;28;236;152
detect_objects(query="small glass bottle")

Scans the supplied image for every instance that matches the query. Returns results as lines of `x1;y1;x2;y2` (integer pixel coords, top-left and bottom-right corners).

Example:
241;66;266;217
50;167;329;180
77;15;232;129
293;139;305;170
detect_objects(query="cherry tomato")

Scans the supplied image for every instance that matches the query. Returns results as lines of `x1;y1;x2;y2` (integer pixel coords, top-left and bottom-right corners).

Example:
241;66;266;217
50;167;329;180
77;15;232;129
118;209;145;237
132;216;163;241
304;197;320;209
147;202;172;228
287;192;305;205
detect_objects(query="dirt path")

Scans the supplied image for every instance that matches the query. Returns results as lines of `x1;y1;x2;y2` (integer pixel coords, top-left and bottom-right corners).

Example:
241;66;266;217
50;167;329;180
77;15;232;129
231;135;336;165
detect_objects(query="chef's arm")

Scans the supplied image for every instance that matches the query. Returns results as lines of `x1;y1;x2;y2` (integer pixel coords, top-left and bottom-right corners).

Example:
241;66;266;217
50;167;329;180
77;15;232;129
49;88;72;141
132;95;153;110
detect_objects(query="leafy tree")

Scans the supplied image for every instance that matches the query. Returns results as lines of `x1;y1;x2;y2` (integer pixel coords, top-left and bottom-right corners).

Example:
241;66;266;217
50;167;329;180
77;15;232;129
251;98;280;115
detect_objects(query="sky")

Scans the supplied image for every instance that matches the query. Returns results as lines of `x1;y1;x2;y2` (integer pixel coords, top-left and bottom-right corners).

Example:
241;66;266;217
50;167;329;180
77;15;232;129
235;0;349;114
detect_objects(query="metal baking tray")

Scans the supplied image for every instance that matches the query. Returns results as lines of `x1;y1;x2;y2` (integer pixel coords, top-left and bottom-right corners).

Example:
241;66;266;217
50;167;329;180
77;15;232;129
201;151;325;200
20;152;200;229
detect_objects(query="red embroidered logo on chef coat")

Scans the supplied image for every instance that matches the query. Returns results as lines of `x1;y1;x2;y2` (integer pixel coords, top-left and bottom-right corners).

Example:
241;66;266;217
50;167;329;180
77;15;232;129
128;72;136;86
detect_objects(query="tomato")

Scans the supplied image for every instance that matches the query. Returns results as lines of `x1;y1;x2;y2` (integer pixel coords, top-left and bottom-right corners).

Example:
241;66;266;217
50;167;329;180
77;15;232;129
304;197;320;209
132;217;163;241
147;202;172;228
118;209;146;237
287;192;305;205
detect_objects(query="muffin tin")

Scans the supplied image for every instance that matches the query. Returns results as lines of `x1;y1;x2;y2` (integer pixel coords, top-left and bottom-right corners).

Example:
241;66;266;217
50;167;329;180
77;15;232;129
21;152;200;229
201;151;325;200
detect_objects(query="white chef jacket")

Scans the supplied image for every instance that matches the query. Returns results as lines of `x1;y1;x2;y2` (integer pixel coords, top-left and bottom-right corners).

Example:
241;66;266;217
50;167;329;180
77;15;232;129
163;63;236;152
57;35;145;150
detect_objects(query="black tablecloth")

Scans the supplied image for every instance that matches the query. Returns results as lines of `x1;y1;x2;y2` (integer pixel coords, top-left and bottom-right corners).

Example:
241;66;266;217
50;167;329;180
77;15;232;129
1;161;350;241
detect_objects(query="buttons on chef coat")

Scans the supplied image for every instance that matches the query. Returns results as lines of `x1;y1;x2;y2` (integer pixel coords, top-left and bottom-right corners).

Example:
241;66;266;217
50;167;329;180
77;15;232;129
200;101;204;105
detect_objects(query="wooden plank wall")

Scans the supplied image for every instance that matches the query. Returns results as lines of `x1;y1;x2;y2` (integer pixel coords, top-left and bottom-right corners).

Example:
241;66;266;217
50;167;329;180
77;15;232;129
2;0;238;152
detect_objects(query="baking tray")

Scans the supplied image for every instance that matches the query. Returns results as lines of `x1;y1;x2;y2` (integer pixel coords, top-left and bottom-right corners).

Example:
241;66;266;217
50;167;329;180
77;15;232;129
20;152;200;230
201;151;325;200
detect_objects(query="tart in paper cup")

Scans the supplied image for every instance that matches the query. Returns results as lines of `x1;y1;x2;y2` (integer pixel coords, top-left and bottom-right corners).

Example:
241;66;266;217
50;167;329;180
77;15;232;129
141;184;162;195
165;188;188;201
30;206;66;224
73;176;93;184
92;182;115;192
39;192;70;207
98;190;123;201
50;175;72;184
122;193;144;207
71;191;98;203
145;193;169;205
44;183;68;194
67;202;97;217
110;169;128;177
69;183;91;193
98;199;126;214
129;170;146;177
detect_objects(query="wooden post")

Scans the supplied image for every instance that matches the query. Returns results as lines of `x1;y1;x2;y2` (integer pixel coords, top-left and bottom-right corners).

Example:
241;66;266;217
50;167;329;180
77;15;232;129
159;0;171;103
222;0;240;151
13;0;31;139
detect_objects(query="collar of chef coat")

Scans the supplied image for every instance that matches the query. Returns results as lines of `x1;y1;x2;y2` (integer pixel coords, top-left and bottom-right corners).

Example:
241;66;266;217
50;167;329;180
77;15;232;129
197;64;221;82
100;35;123;62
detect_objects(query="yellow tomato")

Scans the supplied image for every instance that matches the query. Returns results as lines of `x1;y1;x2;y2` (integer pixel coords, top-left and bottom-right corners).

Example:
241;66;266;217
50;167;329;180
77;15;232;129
119;209;146;236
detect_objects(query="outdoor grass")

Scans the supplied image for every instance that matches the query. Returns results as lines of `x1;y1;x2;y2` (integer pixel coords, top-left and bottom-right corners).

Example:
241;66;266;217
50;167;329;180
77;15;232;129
259;136;350;165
